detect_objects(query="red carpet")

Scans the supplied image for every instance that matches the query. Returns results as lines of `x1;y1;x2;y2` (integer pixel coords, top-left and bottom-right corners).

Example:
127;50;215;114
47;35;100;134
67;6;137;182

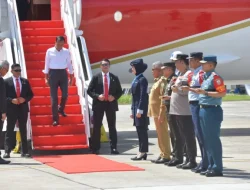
33;155;145;174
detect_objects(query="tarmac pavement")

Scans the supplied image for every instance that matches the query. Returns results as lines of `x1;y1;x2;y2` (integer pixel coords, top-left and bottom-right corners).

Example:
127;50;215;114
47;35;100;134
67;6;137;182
0;101;250;190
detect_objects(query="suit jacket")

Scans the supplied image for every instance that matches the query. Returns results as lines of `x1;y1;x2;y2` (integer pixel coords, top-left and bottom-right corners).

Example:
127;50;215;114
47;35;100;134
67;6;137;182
87;72;123;111
5;77;34;114
131;74;149;127
0;77;7;114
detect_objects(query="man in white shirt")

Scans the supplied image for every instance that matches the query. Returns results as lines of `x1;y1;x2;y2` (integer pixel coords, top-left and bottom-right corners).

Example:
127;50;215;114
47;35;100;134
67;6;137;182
43;36;73;126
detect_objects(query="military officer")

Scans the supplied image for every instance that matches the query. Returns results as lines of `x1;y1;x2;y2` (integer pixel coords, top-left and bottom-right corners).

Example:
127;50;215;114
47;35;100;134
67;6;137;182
182;52;209;173
194;55;226;177
160;62;177;158
148;61;171;164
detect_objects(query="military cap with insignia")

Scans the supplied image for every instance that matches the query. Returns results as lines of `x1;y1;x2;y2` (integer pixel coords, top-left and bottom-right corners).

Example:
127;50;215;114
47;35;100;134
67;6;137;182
129;58;148;73
200;55;217;66
187;52;203;60
172;53;189;61
161;62;176;70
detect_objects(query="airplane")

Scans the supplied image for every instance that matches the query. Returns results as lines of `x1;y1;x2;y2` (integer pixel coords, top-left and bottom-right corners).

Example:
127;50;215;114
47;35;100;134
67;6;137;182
1;0;250;88
1;0;250;151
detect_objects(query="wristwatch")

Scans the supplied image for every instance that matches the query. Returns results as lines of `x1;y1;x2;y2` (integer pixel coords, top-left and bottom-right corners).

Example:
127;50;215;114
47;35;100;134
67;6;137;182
204;91;208;96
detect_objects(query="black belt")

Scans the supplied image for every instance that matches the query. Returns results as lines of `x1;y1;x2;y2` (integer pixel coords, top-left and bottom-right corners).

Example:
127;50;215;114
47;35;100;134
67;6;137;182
50;69;66;71
200;105;220;108
189;101;199;104
190;86;200;88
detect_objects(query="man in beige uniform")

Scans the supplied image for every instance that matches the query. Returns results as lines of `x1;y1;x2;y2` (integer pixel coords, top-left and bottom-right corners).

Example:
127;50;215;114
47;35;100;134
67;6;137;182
148;61;171;164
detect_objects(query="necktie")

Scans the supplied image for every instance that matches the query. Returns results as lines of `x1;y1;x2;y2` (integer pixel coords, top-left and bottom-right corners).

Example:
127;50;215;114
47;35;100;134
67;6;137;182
16;78;21;97
104;74;109;101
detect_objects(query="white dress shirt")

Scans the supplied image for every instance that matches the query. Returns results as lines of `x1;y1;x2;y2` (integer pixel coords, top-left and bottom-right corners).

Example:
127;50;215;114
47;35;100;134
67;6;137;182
43;47;73;74
102;72;110;91
12;76;22;93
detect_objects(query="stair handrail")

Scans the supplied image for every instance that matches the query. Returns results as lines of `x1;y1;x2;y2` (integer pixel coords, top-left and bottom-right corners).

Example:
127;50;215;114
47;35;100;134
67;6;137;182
61;0;91;141
7;0;32;143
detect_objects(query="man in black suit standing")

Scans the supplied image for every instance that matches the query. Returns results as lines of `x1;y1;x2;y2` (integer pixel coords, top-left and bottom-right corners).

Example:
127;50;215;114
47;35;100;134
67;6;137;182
87;59;123;154
0;60;10;164
3;64;33;158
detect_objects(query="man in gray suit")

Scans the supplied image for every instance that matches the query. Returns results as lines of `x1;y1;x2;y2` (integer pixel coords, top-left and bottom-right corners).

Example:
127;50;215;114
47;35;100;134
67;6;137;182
0;60;10;164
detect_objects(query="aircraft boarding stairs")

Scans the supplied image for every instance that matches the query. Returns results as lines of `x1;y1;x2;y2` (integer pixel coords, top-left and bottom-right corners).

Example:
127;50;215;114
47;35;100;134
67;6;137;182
6;0;92;151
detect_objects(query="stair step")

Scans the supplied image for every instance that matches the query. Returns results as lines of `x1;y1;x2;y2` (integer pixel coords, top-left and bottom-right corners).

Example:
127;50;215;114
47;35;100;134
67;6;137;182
24;44;69;53
20;20;63;28
25;53;46;62
31;114;83;125
32;124;85;136
30;95;79;105
27;69;46;78
21;28;65;37
33;134;87;146
33;144;88;150
29;78;75;87
26;61;44;69
32;86;77;96
22;36;67;44
30;104;81;115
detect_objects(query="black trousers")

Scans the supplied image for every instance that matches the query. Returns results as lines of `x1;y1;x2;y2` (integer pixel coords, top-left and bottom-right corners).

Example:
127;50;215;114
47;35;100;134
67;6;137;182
92;102;117;151
49;69;68;122
135;126;148;152
166;105;176;153
16;0;30;21
5;110;28;154
0;116;3;156
173;115;197;162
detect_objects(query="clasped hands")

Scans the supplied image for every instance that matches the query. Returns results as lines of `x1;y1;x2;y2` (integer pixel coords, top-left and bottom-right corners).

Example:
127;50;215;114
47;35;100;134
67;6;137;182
12;97;25;105
98;94;115;102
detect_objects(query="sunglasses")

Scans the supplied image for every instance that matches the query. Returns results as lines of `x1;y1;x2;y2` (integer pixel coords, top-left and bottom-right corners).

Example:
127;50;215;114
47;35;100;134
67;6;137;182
13;69;21;72
101;64;109;67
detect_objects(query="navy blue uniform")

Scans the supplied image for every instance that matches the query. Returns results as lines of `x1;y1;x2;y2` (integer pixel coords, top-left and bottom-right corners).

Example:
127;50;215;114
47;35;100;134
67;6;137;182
199;70;226;173
131;74;149;152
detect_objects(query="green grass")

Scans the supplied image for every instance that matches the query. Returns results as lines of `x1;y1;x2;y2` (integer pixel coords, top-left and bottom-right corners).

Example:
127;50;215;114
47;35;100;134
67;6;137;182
222;94;250;101
118;94;250;105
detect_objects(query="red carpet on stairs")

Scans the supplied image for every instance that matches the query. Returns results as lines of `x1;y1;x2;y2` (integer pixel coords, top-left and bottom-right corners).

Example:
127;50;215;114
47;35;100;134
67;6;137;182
20;20;88;151
33;155;145;174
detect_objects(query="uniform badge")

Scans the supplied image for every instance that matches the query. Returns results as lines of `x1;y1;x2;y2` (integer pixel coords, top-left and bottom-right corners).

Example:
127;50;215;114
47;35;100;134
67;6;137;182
216;79;221;85
190;81;195;86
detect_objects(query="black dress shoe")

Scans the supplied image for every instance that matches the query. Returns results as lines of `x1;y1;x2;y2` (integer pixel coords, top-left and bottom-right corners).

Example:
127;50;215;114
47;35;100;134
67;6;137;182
167;159;183;166
91;150;99;155
0;157;10;164
182;162;197;170
155;158;170;164
21;153;32;158
191;166;200;172
58;110;67;117
3;153;10;158
200;169;210;176
53;121;59;126
206;170;223;177
151;155;161;163
131;153;147;161
111;149;119;155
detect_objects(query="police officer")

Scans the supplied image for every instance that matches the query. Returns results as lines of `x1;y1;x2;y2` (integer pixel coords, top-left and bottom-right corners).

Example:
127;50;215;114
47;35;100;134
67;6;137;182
160;62;177;158
194;56;226;177
182;52;208;173
149;61;171;164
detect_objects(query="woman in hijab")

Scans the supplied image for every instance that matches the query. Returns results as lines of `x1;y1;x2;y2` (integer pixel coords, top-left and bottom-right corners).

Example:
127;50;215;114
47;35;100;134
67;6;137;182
129;59;149;161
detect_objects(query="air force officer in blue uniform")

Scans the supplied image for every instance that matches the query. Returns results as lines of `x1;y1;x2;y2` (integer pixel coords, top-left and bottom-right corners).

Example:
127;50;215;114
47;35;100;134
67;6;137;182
129;59;149;161
194;56;226;177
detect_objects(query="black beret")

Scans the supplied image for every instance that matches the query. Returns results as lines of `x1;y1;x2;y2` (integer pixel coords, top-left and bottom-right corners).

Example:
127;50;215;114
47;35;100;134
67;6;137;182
187;52;203;60
161;62;175;69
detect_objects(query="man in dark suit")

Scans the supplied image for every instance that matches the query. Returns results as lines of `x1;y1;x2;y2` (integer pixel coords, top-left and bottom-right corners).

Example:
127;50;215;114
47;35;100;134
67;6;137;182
3;64;33;158
87;59;123;154
0;60;10;164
